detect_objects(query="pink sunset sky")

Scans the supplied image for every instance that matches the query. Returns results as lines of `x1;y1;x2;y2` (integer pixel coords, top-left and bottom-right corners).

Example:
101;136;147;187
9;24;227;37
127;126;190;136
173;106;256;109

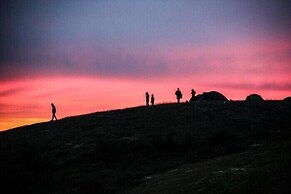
0;0;291;131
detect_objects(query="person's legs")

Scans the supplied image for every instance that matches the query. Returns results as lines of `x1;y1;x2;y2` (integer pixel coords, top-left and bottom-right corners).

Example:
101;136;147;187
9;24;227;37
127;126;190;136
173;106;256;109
52;113;57;121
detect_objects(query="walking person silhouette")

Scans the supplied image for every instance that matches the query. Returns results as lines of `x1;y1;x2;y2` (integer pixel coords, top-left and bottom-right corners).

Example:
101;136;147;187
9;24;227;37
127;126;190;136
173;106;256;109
175;88;183;103
145;92;150;106
51;103;57;121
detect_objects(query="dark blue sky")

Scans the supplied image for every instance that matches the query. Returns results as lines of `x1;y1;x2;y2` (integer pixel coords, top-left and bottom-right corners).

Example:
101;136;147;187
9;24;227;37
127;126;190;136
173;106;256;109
1;0;291;80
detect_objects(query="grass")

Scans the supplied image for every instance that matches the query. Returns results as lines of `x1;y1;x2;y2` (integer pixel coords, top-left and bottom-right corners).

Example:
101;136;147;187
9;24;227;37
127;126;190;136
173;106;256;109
0;101;290;194
128;142;291;194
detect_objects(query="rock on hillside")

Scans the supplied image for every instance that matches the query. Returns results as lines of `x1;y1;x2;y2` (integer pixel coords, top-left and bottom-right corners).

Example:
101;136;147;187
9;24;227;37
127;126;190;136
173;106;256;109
246;94;264;102
283;96;291;103
197;91;228;102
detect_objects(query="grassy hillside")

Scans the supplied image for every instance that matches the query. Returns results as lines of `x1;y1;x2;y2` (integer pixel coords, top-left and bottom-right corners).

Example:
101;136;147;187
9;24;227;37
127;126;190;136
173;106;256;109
0;101;290;194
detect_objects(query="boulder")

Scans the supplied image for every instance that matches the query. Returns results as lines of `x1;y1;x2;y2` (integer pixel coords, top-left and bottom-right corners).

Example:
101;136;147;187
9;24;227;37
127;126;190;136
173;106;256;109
246;94;264;102
283;96;291;102
197;91;228;102
190;94;202;102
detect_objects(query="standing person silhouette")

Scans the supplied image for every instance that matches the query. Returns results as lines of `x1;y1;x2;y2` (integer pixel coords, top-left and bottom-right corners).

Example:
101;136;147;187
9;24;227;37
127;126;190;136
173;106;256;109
51;103;57;121
151;94;155;106
191;89;196;98
175;88;183;103
190;89;196;102
145;92;150;106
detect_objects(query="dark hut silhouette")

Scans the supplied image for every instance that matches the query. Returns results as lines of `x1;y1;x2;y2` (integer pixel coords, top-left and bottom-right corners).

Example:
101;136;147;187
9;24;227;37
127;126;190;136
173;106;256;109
196;91;228;102
246;94;264;103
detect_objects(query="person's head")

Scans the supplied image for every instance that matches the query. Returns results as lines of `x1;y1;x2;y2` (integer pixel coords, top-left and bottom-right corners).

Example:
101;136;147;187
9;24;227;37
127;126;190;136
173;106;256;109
146;92;149;95
151;94;154;97
177;88;180;91
51;103;54;106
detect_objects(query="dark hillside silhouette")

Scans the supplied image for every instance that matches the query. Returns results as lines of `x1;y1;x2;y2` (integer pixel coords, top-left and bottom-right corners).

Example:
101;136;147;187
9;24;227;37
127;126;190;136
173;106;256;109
0;101;290;194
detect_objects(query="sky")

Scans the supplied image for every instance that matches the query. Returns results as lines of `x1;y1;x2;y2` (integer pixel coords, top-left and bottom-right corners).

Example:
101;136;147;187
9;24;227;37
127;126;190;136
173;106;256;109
0;0;291;131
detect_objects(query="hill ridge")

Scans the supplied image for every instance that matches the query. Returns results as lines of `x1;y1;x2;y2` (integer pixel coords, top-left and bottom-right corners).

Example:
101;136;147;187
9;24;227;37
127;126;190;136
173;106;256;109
0;101;290;193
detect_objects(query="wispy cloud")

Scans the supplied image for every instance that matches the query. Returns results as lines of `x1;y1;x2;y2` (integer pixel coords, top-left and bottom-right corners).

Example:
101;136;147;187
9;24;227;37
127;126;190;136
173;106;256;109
1;36;290;81
212;82;291;91
0;87;25;97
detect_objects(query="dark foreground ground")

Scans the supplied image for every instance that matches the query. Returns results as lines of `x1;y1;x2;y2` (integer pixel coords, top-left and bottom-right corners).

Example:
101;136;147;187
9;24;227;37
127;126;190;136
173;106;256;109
0;101;290;194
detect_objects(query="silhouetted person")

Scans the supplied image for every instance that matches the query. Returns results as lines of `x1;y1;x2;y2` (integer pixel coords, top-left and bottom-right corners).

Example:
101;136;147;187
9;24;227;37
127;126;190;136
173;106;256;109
175;88;182;103
51;103;57;121
190;89;196;102
145;92;150;106
151;94;155;105
191;89;196;98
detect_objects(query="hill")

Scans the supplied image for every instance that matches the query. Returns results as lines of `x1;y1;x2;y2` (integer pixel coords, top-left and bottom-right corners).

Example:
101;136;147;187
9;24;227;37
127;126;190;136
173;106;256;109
0;101;291;194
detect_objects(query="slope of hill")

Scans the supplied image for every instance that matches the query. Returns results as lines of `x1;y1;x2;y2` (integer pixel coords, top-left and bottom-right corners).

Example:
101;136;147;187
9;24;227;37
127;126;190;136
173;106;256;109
0;101;290;194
